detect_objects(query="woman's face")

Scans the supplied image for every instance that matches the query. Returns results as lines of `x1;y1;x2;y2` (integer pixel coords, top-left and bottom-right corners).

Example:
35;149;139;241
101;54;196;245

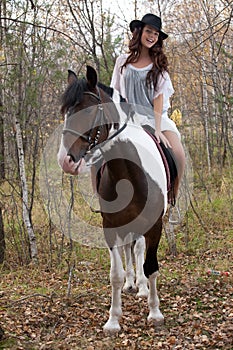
141;25;159;48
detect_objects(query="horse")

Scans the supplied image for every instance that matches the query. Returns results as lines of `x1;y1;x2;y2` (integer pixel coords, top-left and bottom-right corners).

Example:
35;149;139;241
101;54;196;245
57;66;171;333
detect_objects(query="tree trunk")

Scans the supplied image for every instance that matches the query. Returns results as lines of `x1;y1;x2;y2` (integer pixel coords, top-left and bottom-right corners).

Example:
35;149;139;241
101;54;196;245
0;104;5;264
0;99;5;179
14;116;38;262
0;325;4;340
0;207;5;264
0;1;6;263
201;67;211;172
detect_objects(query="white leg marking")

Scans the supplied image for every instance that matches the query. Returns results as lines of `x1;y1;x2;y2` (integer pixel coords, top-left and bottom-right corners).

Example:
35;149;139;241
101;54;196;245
147;271;164;325
103;247;125;333
134;237;149;298
123;243;136;293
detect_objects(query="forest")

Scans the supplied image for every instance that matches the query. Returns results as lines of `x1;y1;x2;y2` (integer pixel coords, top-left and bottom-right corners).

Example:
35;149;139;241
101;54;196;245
0;0;232;349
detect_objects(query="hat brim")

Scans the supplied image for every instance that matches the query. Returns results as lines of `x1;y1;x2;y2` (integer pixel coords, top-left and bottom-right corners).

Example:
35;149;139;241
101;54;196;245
129;19;168;40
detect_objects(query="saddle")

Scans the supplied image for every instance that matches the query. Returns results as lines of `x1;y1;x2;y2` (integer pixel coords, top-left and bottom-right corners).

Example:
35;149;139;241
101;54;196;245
143;126;177;206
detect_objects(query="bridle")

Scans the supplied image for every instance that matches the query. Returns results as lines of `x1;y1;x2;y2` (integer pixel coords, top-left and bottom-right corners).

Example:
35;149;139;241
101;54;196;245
62;88;128;156
62;90;105;154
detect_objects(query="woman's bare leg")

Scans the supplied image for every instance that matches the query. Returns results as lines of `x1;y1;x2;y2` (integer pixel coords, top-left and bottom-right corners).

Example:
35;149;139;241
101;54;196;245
163;131;185;198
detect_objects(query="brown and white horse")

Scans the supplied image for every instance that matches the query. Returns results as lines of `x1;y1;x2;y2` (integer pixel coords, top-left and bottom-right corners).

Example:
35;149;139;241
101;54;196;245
58;66;170;333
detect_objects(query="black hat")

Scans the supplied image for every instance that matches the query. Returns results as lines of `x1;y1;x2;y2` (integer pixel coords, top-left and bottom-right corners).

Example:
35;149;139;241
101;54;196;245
129;13;168;40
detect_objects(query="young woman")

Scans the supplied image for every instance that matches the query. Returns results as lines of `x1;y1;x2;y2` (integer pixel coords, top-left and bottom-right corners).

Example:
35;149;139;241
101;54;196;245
110;13;185;210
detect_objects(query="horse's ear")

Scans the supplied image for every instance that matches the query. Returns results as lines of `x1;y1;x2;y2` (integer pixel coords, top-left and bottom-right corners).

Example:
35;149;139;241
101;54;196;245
86;65;97;88
67;70;77;85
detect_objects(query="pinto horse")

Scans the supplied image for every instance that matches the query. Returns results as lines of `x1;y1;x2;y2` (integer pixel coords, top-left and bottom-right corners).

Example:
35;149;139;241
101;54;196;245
58;66;169;333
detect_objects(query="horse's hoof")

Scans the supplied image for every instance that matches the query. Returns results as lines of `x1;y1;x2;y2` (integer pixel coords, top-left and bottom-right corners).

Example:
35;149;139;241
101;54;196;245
136;287;149;298
148;313;164;326
147;317;164;327
123;285;137;294
103;321;121;335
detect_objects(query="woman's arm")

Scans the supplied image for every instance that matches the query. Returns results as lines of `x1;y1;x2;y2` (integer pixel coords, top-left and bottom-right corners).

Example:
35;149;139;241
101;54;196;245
110;54;128;99
153;93;163;132
110;58;121;92
153;94;171;148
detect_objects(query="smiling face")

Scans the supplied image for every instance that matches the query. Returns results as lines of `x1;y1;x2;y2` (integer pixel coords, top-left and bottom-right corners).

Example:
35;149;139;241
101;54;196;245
141;25;159;48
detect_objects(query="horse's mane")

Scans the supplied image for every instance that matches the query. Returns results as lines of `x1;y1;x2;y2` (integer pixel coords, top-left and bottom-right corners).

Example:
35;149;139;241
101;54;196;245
61;75;128;116
98;82;113;98
61;78;87;115
98;82;126;103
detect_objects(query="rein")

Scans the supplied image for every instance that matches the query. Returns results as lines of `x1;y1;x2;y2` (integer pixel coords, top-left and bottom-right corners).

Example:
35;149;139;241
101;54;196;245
62;89;129;157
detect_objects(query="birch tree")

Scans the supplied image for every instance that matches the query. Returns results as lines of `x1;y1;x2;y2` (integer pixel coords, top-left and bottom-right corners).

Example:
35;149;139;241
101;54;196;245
62;0;123;81
0;1;6;263
14;115;38;261
0;0;64;262
169;0;233;170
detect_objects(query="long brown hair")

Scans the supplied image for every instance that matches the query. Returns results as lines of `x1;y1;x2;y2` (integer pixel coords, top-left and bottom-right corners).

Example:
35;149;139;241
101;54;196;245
121;26;169;91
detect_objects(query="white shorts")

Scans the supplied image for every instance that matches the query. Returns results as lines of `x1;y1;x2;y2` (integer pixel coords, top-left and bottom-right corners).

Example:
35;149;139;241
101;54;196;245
133;112;181;140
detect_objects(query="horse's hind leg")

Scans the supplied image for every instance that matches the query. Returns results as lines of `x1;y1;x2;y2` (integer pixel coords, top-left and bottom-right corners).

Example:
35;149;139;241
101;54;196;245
147;271;164;325
103;247;124;333
134;236;149;298
144;219;164;325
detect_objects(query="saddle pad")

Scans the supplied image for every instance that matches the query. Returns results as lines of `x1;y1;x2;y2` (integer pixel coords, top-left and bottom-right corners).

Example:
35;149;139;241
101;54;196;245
144;128;177;192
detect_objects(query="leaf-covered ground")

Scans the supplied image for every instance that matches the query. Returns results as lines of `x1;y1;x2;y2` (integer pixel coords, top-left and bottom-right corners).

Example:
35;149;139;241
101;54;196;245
0;241;232;350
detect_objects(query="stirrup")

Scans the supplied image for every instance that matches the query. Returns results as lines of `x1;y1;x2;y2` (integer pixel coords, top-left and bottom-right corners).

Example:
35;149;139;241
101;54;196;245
168;205;181;225
90;192;101;213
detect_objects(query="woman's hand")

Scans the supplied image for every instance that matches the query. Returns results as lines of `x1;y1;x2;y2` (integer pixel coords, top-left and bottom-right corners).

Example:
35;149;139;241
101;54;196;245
154;130;172;148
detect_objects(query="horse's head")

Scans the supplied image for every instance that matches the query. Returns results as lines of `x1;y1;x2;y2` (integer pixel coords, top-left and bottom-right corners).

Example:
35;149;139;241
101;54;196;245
58;66;119;174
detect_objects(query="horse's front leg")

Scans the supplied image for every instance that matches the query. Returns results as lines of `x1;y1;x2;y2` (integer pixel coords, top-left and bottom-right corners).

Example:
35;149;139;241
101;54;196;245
123;242;136;293
147;271;164;325
103;247;125;333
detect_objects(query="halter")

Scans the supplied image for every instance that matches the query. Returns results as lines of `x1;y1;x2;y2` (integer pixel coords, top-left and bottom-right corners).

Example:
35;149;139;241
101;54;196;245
62;88;128;157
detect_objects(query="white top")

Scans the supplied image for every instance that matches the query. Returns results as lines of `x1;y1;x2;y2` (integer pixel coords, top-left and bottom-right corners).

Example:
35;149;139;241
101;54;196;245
110;53;180;138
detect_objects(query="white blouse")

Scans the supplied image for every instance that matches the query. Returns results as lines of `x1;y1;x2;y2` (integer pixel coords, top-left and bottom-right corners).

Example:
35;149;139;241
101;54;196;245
110;53;180;138
110;54;174;116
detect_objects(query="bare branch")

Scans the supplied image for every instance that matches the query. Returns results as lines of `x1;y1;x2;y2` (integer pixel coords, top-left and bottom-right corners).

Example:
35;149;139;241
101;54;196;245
0;17;90;52
188;17;231;53
217;6;233;56
29;0;35;10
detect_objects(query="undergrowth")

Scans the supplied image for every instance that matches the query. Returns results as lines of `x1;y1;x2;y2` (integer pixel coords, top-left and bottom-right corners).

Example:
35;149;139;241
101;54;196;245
0;167;232;349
